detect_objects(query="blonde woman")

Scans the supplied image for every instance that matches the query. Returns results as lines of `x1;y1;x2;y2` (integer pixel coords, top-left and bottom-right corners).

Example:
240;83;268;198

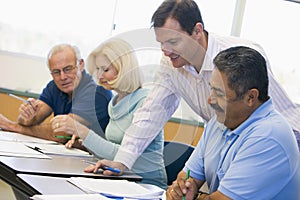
51;38;167;189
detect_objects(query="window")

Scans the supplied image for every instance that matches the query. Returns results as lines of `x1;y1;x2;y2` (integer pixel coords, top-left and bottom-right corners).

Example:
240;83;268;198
241;0;300;104
0;0;298;120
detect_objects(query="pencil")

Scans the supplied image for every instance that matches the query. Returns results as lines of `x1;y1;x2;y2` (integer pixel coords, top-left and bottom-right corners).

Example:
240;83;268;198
54;135;80;140
182;169;190;200
8;93;31;105
8;93;37;112
81;160;121;173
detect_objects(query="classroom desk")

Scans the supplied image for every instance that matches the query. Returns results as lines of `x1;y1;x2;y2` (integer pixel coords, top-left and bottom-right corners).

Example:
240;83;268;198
17;174;85;195
18;174;167;200
0;155;142;198
0;130;142;197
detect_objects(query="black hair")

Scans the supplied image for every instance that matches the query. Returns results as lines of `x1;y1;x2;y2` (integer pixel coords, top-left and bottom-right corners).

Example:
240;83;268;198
151;0;205;35
213;46;269;102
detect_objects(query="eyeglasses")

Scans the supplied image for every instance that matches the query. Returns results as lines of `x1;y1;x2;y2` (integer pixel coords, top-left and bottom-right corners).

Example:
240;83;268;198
50;65;77;77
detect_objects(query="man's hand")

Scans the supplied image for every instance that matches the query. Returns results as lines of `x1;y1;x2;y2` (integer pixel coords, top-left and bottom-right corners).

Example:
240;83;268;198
166;171;199;200
18;98;39;124
0;114;17;132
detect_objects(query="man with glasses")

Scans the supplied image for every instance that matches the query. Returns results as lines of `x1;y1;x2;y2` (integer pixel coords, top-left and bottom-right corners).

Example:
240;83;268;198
0;44;112;142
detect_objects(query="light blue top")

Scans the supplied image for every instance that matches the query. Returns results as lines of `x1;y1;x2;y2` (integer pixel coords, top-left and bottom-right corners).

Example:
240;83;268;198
184;98;300;199
83;88;167;189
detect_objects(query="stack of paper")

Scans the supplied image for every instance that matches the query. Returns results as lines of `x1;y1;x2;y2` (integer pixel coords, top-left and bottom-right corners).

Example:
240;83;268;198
30;194;110;200
68;177;165;199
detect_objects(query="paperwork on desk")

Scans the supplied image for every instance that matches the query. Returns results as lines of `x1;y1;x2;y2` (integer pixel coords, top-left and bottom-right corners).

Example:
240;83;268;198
0;130;57;144
68;177;165;199
31;194;110;200
24;143;93;157
0;140;50;159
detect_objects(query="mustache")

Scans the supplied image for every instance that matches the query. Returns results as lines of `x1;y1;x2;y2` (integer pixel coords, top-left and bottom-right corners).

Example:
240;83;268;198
210;103;224;113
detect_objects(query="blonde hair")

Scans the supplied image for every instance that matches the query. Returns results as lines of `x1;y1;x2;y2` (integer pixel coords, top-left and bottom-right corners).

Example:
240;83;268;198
86;38;142;93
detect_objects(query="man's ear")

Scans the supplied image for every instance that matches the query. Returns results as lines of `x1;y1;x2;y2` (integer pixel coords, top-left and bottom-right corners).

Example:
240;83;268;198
192;22;204;39
246;89;259;106
78;59;85;71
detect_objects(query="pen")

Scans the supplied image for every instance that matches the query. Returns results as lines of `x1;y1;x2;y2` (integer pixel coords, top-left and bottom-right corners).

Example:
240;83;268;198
55;135;80;140
82;160;121;173
182;169;190;200
26;145;44;154
9;93;31;105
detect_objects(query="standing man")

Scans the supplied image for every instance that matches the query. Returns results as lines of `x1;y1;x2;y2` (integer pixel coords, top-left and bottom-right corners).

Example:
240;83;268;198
89;0;300;175
0;44;112;142
166;46;300;200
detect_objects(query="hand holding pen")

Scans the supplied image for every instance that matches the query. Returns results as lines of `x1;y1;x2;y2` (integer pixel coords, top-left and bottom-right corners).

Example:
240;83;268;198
8;94;38;122
82;160;121;174
83;159;123;175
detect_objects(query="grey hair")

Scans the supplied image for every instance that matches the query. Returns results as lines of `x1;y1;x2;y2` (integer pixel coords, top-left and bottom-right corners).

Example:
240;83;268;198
46;44;82;68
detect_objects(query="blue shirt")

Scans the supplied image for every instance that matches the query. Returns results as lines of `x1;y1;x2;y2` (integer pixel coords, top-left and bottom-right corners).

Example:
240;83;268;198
184;98;300;199
39;70;112;136
83;88;167;189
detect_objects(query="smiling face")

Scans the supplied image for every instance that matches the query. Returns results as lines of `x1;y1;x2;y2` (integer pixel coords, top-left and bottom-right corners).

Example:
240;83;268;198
49;47;83;97
95;54;118;90
154;18;205;70
208;69;253;130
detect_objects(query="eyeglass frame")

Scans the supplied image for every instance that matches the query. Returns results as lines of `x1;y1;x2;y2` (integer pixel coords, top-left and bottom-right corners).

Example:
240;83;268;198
50;65;78;77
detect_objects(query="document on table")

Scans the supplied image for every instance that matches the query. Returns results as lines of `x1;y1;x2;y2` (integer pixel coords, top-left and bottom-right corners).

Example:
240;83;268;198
68;177;165;199
0;130;57;144
30;194;110;200
24;143;92;157
0;140;50;159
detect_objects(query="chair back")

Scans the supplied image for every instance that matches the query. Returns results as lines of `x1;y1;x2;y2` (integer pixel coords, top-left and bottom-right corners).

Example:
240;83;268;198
163;141;194;185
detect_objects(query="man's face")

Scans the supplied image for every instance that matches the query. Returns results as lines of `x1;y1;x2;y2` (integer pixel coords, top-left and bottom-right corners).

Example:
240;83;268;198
49;48;83;97
208;69;249;130
154;18;202;68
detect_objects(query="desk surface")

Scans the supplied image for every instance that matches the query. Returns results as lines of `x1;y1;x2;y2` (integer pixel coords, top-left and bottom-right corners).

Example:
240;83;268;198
0;130;142;198
0;155;142;198
17;174;85;195
18;174;166;200
0;155;141;180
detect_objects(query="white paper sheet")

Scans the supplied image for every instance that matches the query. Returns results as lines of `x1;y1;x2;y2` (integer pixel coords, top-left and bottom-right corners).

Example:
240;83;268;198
30;194;110;200
0;130;57;144
0;140;50;159
68;177;165;199
24;143;92;157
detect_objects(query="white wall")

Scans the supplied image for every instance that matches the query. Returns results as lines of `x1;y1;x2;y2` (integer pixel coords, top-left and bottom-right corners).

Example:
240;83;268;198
0;50;51;94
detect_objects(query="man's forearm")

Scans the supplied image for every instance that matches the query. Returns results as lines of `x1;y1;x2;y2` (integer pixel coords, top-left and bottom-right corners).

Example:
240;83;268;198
18;123;67;142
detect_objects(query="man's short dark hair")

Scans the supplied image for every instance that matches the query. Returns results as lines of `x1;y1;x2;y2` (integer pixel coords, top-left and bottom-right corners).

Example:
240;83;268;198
213;46;269;102
151;0;205;35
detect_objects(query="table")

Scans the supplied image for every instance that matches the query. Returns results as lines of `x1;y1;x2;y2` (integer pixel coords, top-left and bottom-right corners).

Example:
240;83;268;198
17;174;85;195
0;155;142;198
0;130;142;198
18;174;166;200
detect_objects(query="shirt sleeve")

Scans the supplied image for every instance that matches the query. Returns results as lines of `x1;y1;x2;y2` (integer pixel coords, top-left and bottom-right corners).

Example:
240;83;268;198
39;81;55;108
83;130;119;160
113;64;181;169
184;130;206;181
218;131;292;199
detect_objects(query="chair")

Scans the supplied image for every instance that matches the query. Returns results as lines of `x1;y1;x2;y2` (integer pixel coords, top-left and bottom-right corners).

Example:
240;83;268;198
163;141;195;185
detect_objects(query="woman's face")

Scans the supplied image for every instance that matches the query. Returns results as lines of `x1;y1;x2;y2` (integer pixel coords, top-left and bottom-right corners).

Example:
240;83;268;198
95;54;118;90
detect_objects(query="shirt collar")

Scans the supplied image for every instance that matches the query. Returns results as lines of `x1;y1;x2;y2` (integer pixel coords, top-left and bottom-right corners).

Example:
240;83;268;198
226;98;273;137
